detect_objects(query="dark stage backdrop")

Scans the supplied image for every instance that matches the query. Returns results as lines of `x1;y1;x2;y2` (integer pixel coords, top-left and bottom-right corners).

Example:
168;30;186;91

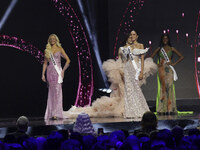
0;0;199;118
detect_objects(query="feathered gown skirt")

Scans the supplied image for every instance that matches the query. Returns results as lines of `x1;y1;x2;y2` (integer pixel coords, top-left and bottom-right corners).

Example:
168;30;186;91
63;58;157;118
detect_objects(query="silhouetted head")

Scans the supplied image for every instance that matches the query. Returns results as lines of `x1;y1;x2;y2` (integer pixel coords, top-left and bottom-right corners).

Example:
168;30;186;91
16;116;29;132
141;111;158;131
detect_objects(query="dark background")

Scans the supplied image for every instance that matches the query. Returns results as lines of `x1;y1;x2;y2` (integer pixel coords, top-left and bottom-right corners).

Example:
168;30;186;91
0;0;199;118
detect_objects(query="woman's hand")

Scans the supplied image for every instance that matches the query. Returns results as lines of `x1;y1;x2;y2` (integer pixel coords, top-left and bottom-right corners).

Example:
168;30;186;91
171;63;175;66
139;72;143;80
42;75;46;82
167;62;173;66
61;71;65;79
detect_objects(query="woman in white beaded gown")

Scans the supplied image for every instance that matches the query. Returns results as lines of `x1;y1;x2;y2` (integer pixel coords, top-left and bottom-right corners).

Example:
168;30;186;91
64;30;157;118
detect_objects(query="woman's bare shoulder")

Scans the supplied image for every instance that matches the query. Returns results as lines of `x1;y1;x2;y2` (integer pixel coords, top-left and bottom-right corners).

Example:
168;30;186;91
136;43;144;49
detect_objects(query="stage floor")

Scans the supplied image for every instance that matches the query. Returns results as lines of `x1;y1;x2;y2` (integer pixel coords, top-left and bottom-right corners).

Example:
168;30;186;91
0;112;200;139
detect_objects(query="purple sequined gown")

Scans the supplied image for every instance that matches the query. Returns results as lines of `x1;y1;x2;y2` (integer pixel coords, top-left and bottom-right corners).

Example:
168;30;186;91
45;52;63;119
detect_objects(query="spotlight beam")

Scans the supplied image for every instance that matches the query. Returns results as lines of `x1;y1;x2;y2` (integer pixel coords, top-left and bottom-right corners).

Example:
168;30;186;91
0;0;18;31
77;0;109;88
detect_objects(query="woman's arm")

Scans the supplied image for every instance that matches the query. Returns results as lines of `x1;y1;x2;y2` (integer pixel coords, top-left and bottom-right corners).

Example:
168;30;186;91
139;44;144;80
60;48;70;79
42;58;48;82
151;47;162;67
171;47;184;66
118;47;122;60
151;47;160;58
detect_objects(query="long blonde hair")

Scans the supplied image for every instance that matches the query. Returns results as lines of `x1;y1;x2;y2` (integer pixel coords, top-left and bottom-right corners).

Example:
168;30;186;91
45;34;62;59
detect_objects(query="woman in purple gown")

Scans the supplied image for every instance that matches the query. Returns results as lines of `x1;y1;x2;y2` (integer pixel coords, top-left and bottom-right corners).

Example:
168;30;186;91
42;34;70;120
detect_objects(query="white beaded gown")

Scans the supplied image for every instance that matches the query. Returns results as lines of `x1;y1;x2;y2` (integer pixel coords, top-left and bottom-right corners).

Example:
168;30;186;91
64;46;157;118
121;47;150;118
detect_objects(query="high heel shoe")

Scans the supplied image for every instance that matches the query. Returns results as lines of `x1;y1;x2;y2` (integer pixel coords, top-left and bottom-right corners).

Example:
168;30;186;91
51;116;58;120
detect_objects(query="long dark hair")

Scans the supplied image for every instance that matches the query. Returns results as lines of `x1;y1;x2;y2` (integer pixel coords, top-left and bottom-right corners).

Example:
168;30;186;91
141;111;157;131
121;30;139;45
159;33;172;47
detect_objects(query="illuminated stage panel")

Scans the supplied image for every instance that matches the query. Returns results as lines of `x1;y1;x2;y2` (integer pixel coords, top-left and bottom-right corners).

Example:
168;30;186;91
0;111;199;138
195;10;200;98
